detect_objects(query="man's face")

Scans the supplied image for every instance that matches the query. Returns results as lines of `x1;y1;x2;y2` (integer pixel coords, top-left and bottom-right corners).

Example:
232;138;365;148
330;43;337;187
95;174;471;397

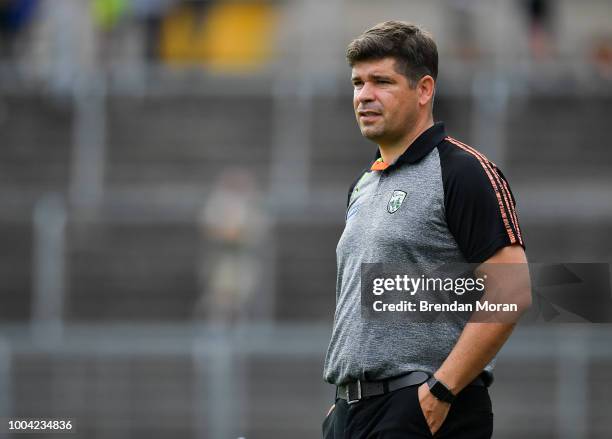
352;57;419;145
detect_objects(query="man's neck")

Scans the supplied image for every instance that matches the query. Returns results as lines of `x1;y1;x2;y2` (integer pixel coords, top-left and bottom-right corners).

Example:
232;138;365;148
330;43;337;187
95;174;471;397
378;117;434;165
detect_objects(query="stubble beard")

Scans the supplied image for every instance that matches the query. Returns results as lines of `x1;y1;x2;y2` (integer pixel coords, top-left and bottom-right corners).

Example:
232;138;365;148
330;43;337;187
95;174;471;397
359;119;387;142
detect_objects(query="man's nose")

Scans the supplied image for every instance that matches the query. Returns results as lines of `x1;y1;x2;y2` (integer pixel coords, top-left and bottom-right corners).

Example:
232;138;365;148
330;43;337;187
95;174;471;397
356;82;375;103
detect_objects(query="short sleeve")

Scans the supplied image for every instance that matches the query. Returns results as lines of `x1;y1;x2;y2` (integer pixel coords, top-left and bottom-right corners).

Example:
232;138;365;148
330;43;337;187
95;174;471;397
438;140;525;263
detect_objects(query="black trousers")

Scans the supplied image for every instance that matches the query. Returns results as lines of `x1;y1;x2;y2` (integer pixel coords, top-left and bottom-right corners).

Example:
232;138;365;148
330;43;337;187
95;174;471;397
322;384;493;439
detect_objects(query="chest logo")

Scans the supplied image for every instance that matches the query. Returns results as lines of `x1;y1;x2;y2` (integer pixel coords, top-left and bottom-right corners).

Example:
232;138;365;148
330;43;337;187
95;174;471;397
387;190;407;214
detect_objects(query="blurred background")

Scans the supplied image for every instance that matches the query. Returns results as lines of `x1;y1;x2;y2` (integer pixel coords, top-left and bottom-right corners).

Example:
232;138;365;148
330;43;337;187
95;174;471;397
0;0;611;437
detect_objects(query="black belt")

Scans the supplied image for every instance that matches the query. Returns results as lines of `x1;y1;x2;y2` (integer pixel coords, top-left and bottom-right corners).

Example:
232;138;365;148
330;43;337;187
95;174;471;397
336;371;489;405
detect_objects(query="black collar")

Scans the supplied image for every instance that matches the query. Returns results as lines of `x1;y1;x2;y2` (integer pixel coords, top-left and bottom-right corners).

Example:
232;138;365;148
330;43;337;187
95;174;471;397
374;122;447;167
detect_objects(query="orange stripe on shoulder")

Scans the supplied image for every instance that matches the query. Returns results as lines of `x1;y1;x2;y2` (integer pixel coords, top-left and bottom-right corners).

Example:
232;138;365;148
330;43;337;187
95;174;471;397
446;137;523;246
445;137;517;244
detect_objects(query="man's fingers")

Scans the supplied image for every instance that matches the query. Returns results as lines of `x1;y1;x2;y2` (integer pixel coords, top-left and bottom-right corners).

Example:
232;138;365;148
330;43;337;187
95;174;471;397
418;383;449;435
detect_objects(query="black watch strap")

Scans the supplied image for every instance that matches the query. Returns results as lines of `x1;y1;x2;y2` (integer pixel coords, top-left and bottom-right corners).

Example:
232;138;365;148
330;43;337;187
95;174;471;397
427;376;456;404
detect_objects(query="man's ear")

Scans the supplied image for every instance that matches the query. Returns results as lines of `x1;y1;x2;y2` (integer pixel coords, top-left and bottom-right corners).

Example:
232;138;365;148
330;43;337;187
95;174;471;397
417;75;435;107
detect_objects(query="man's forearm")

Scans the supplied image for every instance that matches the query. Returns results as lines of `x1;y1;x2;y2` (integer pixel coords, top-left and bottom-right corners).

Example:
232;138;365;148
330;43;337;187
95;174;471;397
433;322;515;394
432;244;531;395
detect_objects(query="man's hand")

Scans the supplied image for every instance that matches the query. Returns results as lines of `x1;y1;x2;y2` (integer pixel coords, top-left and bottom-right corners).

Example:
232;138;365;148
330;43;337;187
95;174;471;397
417;382;450;435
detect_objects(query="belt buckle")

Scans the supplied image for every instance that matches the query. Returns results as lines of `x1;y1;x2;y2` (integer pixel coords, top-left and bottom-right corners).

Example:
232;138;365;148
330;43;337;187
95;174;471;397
347;380;362;404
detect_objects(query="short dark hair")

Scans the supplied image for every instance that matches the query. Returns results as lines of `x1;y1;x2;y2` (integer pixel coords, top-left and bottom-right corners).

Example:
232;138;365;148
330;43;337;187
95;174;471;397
346;21;438;86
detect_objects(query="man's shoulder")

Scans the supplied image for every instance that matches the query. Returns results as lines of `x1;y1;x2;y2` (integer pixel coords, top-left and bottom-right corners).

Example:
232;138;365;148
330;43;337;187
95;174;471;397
436;136;498;185
437;136;492;168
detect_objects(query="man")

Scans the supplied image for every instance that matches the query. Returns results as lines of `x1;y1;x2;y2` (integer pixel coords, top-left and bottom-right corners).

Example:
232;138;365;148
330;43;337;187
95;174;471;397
322;21;531;438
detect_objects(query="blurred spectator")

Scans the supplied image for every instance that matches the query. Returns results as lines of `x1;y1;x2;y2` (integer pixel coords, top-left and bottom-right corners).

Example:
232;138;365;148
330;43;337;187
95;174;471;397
131;0;172;60
591;35;612;80
0;0;38;58
195;168;269;324
445;0;480;60
521;0;554;59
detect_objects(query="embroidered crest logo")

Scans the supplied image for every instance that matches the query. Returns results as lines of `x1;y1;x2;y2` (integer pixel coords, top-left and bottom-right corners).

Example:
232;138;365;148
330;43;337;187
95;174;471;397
387;190;407;214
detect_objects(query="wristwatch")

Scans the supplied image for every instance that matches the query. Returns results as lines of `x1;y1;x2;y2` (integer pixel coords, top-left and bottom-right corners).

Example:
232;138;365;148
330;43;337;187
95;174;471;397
426;376;456;404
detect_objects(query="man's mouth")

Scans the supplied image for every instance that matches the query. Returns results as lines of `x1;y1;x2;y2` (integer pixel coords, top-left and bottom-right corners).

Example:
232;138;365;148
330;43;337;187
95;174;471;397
358;111;382;121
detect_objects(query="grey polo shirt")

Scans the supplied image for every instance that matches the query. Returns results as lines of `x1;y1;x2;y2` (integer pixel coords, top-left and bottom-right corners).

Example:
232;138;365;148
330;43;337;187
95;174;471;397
323;122;524;386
